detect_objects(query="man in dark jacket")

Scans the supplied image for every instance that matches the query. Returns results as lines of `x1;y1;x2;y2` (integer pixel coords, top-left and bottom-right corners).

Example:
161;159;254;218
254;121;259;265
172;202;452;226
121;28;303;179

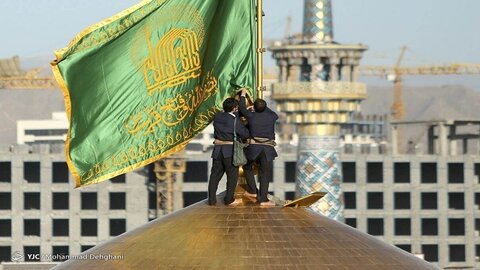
208;97;250;206
239;88;278;206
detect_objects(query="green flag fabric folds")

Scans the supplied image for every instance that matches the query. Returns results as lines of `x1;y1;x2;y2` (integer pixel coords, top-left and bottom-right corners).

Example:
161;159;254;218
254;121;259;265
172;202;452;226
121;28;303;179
51;0;256;187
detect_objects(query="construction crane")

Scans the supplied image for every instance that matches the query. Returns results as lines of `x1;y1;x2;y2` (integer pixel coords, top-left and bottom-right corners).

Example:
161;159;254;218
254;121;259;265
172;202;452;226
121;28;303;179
358;47;480;152
391;46;407;121
0;56;56;89
358;47;480;121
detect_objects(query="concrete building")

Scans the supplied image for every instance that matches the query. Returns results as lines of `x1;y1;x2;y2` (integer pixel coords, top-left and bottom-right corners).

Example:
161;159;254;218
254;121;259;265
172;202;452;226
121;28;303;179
16;112;67;145
0;144;150;264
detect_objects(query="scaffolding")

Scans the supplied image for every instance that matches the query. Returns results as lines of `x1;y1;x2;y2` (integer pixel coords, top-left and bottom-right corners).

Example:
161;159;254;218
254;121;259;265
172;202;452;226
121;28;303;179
153;152;186;217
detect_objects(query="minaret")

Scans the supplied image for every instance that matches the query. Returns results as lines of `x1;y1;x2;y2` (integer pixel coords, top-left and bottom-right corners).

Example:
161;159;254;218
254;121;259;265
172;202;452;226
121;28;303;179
303;0;334;43
270;0;368;221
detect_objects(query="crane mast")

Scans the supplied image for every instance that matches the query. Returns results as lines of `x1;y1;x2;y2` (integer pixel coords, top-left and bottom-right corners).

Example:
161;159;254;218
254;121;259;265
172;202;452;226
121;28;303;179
391;46;407;121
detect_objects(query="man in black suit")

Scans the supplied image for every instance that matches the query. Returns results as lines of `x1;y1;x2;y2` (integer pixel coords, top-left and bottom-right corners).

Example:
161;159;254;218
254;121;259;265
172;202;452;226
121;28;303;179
208;97;250;206
239;88;278;206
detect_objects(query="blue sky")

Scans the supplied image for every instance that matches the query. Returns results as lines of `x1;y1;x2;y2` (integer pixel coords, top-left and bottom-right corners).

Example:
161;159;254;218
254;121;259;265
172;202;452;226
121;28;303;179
1;0;479;86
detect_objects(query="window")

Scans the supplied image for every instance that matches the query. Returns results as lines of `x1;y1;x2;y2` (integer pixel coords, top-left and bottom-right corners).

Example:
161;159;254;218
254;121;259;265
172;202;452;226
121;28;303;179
285;192;295;201
52;246;69;262
183;192;207;207
476;245;480;259
360;144;370;154
0;246;11;262
24;246;40;262
186;143;203;152
394;192;410;209
345;218;356;228
0;162;11;183
449;245;465;262
475;163;480;183
81;192;97;210
394;162;410;183
421;219;438;236
342;162;356;183
81;219;98;237
421;163;437;183
52;219;69;236
421;193;437;209
110;174;126;183
285;162;297;183
52;192;69;210
475;192;480;207
367;162;383;183
448;163;464;183
81;245;95;252
0;220;11;237
396;245;411;253
24;192;40;210
147;164;156;183
367;192;383;209
24;162;40;183
184;162;208;182
149;191;156;210
0;193;11;210
52;162;69;183
476;219;480;231
25;129;67;136
109;192;126;210
344;192;356;209
343;143;353;154
448;193;464;210
24;219;40;236
449;219;465;236
422;245;438;262
367;218;383;236
110;219;126;236
395;219;411;236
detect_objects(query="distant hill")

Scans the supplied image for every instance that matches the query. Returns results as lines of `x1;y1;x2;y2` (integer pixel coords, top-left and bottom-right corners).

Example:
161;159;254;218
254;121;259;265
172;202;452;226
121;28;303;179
361;85;480;151
361;85;480;121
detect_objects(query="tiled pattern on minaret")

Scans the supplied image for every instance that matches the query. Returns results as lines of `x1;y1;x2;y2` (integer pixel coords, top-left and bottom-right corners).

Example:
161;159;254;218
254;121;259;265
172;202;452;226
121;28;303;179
303;0;334;43
296;136;343;220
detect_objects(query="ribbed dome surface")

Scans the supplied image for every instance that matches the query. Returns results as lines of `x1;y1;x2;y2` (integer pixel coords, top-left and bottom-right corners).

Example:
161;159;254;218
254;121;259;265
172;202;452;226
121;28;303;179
55;195;437;269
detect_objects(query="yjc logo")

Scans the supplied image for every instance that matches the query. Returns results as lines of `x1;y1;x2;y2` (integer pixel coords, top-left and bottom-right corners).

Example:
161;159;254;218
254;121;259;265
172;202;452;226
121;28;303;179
26;254;40;260
11;251;24;262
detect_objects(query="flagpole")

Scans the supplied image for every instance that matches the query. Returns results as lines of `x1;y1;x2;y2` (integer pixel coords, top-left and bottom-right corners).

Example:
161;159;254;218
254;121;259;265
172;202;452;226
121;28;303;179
256;0;264;99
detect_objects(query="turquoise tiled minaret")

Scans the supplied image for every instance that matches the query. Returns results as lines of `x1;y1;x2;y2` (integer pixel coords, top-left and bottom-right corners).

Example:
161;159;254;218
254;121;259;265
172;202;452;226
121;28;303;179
270;0;368;221
303;0;334;43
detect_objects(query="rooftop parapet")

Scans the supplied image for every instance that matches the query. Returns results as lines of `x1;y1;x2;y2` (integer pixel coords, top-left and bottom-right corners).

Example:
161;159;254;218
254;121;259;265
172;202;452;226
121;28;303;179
272;81;367;99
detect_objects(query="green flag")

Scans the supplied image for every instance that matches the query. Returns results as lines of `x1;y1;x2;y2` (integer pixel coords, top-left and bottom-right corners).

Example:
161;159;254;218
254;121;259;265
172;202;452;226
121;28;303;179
51;0;256;187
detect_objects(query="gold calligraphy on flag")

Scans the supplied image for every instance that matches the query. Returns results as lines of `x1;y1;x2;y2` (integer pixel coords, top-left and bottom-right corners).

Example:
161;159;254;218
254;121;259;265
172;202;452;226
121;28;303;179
143;28;202;95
